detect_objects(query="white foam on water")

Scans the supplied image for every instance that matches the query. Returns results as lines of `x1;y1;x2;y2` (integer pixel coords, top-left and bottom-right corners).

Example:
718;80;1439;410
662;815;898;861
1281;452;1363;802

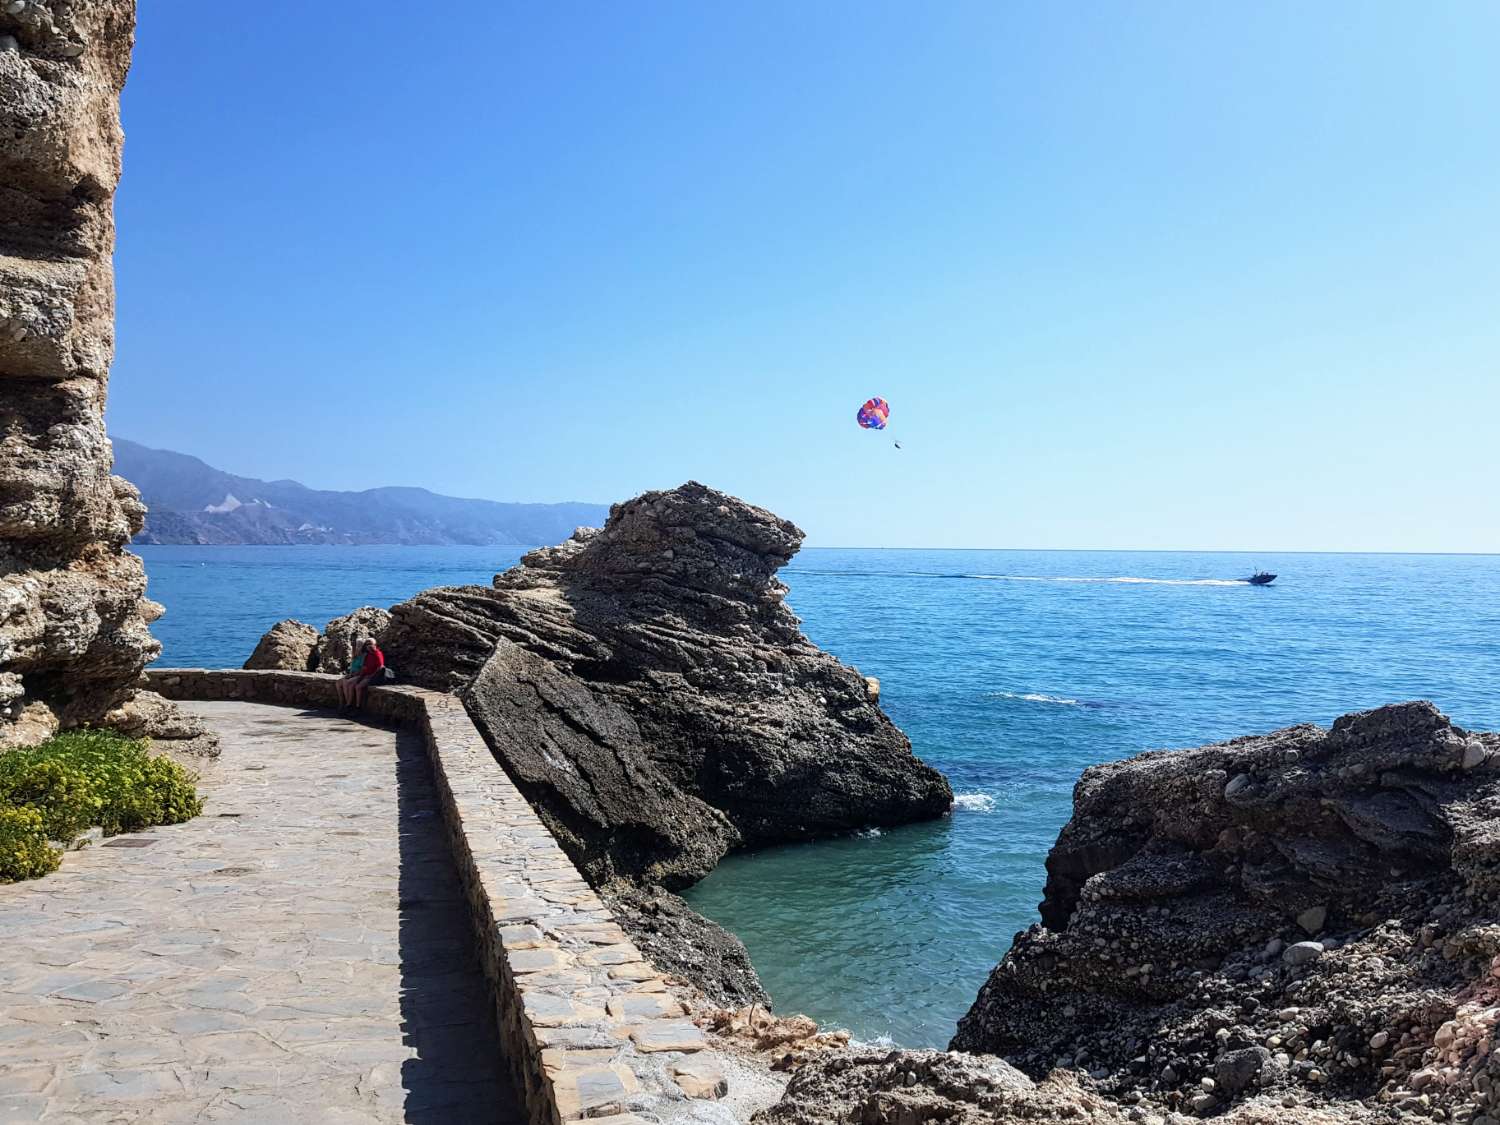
857;827;884;838
989;690;1082;706
952;791;996;813
966;574;1244;587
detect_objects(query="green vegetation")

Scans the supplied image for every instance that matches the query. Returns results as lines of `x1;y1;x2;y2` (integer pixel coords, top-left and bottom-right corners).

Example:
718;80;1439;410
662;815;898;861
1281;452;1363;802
0;730;201;882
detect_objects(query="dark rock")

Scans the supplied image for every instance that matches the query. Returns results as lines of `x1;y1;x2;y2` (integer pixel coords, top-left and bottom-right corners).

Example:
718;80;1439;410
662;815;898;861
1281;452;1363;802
949;700;1500;1121
603;883;768;1008
384;482;952;887
1215;1046;1271;1095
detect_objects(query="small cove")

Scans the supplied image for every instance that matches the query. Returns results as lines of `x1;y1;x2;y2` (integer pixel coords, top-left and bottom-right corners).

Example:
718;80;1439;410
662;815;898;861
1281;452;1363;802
139;544;1500;1047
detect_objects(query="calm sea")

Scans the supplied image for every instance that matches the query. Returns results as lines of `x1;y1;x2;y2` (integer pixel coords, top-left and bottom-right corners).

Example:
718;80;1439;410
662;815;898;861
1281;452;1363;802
138;545;1500;1048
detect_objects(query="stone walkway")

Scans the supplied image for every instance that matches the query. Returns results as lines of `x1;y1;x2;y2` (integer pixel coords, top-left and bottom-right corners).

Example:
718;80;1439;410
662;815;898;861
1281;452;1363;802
0;702;526;1124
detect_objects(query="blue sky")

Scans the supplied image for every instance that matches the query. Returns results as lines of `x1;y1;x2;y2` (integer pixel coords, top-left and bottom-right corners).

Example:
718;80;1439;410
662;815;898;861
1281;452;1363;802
108;1;1499;550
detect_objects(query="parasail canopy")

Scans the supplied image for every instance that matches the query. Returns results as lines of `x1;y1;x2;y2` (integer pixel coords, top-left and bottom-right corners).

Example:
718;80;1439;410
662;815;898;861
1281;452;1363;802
856;397;890;431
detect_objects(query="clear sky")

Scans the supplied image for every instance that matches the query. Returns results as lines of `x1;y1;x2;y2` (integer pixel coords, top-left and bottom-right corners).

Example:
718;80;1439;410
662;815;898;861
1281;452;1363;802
107;1;1499;550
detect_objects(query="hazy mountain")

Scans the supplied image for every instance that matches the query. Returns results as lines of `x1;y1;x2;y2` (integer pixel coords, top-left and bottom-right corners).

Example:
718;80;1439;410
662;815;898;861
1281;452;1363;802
114;439;609;546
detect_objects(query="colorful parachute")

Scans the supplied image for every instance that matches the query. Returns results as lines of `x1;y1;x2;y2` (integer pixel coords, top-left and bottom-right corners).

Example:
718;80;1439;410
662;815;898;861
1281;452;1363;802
856;397;890;431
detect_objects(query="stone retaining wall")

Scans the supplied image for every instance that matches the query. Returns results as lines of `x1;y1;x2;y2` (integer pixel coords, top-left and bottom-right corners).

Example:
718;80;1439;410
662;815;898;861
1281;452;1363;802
147;669;734;1124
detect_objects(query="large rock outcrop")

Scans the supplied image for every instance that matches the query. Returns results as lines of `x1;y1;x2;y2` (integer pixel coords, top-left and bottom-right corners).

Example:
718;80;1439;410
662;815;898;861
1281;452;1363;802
946;701;1500;1123
0;1;208;752
243;607;391;673
380;482;953;889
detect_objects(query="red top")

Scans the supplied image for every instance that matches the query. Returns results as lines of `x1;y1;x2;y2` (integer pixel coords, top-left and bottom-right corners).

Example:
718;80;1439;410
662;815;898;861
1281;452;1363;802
360;646;385;678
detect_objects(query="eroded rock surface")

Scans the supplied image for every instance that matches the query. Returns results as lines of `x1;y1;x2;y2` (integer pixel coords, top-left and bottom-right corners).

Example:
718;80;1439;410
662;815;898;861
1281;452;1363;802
381;482;952;888
947;701;1500;1122
243;619;318;671
0;0;207;751
370;482;950;997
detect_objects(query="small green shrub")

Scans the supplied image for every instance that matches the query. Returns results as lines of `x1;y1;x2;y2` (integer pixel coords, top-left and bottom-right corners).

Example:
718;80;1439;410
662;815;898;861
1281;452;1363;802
0;757;99;841
0;806;61;882
0;729;201;882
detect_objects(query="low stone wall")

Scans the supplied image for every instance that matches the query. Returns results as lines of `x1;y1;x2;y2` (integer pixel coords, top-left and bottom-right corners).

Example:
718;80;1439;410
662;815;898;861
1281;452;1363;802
148;669;734;1124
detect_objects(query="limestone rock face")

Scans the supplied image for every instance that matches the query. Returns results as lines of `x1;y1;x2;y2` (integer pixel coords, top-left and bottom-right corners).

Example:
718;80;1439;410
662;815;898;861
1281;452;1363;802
0;0;206;750
243;620;318;672
951;701;1500;1122
313;606;390;674
382;481;953;888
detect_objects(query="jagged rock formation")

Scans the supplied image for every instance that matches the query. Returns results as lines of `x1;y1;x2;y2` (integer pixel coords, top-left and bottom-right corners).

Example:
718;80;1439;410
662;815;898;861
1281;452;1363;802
283;482;950;1000
380;482;952;889
0;0;207;751
941;701;1500;1123
244;607;391;674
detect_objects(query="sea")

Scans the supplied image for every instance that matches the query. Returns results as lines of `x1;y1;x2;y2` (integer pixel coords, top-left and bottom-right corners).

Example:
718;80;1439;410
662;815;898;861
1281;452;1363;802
138;545;1500;1049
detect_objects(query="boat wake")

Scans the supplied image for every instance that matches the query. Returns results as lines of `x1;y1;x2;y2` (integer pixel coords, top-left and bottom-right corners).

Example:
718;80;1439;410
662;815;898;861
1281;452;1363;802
989;691;1083;706
967;574;1245;586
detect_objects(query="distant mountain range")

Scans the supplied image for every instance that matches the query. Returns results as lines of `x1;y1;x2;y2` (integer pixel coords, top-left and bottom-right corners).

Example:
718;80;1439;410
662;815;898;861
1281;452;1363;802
114;439;610;546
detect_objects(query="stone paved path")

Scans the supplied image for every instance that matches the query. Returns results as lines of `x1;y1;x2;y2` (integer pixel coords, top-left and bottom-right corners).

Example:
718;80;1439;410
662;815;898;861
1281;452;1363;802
0;702;526;1124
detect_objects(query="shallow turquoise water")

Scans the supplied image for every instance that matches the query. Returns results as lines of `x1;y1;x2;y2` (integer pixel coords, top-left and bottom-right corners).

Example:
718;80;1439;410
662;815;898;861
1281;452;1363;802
138;546;1500;1048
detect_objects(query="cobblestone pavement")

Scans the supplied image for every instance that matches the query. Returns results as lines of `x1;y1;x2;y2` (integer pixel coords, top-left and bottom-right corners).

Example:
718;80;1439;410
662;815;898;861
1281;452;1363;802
0;701;526;1124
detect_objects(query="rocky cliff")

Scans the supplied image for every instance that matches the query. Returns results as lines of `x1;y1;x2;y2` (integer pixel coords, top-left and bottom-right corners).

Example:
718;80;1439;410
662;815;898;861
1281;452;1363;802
909;700;1498;1123
249;482;951;1001
0;1;207;751
378;481;952;890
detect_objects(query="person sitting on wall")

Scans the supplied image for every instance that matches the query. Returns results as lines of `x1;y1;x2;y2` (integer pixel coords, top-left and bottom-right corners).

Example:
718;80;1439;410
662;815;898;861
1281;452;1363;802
337;637;385;713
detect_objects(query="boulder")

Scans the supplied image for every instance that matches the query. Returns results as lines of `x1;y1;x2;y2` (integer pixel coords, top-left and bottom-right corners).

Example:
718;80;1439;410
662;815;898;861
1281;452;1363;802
243;620;318;671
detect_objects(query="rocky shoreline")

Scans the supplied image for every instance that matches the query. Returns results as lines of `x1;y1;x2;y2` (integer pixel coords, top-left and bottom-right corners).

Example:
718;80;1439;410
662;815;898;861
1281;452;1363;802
763;700;1500;1124
248;481;953;1004
246;486;1500;1124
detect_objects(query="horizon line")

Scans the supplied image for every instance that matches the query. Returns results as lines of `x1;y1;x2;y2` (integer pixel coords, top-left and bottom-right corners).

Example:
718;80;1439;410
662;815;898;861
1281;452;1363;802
130;543;1500;558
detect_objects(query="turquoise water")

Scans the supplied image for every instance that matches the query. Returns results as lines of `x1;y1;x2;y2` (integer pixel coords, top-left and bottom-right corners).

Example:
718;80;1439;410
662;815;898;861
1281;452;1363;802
137;546;1500;1048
